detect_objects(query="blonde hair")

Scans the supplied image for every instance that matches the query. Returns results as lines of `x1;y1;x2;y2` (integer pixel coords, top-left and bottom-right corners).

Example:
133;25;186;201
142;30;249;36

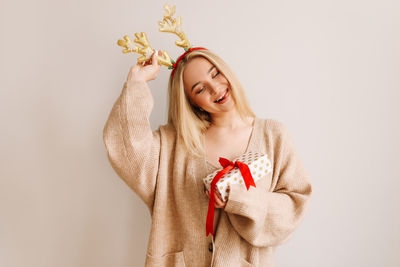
166;49;255;158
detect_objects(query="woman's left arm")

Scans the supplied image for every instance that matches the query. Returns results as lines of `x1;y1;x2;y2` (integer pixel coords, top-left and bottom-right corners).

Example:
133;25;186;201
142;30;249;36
224;122;312;247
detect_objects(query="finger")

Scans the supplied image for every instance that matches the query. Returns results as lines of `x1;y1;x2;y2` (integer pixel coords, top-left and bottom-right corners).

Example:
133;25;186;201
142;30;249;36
215;199;224;209
214;191;224;206
214;187;223;201
215;195;226;208
207;190;216;202
151;50;157;60
216;191;225;203
151;50;160;67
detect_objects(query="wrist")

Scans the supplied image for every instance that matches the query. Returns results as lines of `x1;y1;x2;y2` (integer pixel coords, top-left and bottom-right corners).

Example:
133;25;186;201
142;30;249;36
128;77;147;83
126;79;148;88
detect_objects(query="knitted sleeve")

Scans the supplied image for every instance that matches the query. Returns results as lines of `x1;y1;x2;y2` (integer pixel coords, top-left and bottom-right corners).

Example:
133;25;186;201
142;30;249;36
224;121;312;247
103;80;161;214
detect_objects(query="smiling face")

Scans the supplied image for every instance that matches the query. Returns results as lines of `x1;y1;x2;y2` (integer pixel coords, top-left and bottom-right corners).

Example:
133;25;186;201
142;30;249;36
183;57;235;115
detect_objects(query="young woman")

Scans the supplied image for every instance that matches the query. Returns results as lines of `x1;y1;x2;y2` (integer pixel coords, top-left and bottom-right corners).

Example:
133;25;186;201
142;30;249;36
103;49;312;266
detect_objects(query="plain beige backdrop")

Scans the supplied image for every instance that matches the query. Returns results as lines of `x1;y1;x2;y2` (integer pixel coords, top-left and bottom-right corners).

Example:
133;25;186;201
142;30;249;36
1;0;399;266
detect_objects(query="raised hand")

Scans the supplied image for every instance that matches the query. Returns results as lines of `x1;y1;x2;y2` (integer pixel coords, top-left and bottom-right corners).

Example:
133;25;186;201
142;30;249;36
126;50;162;83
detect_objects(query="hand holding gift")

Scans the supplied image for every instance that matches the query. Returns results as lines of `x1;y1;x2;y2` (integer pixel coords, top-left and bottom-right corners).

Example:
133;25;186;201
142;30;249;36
203;151;273;237
205;184;226;209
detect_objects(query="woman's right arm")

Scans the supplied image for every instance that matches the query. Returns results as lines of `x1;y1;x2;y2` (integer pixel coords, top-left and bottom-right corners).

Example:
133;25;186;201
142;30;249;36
103;52;162;214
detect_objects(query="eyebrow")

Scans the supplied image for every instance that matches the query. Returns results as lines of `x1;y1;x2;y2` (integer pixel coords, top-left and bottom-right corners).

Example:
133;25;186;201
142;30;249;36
191;66;216;92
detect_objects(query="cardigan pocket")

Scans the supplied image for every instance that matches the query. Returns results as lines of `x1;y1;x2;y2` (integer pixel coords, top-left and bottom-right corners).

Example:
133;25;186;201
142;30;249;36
239;257;255;267
145;251;186;267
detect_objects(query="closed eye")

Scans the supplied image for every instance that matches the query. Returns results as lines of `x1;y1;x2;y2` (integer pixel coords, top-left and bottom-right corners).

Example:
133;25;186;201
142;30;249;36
195;70;220;94
196;86;205;94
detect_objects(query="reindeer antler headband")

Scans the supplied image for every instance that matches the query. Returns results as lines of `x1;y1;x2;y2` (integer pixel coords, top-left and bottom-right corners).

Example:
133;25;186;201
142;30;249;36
117;4;207;78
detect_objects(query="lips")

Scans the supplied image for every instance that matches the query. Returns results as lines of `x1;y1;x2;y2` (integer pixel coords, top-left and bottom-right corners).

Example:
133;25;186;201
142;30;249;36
214;89;229;103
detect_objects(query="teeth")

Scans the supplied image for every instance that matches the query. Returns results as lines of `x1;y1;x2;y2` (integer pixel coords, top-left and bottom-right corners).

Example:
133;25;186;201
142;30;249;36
216;89;228;102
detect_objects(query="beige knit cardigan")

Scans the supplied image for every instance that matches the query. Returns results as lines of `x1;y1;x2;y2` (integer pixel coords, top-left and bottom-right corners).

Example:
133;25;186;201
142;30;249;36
103;80;312;267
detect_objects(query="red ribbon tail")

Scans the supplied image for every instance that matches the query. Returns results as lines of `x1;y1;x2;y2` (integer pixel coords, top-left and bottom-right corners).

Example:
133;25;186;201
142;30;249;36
205;158;235;237
206;188;215;237
236;161;256;190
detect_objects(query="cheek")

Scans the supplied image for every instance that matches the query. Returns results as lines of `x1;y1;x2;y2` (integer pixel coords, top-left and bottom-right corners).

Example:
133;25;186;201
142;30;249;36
219;74;229;84
187;92;201;107
197;95;211;107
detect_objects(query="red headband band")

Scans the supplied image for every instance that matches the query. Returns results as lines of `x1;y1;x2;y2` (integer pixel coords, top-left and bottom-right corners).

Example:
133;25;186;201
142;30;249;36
171;47;208;78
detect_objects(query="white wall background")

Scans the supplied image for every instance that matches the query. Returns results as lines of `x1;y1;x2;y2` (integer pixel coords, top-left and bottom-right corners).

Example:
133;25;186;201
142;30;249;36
1;0;399;266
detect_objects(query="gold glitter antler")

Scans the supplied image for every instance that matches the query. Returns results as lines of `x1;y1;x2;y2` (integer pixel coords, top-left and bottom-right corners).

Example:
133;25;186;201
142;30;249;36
117;32;173;67
158;4;191;50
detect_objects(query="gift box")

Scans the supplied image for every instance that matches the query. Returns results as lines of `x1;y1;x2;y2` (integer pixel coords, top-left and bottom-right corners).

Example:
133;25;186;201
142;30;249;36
203;151;272;202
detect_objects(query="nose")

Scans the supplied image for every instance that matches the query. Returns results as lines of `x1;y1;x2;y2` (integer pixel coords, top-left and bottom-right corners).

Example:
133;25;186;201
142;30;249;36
209;86;218;95
208;81;223;95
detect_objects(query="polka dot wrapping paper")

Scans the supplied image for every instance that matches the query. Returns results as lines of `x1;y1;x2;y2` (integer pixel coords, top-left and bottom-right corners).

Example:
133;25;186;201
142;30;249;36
203;151;273;201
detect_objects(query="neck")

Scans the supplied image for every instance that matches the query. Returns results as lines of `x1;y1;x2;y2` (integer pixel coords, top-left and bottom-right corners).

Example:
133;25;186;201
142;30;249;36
209;109;251;130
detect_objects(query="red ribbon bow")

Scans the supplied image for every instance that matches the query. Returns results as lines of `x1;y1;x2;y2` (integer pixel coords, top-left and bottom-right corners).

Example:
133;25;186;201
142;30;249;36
206;157;256;237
